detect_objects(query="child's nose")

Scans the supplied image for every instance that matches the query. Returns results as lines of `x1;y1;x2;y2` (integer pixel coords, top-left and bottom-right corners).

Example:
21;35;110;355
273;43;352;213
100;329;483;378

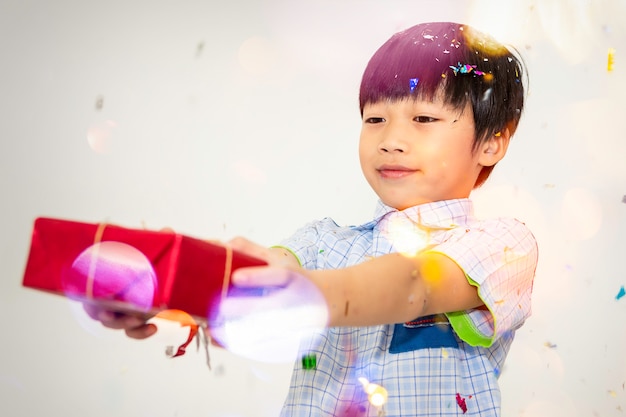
379;128;408;153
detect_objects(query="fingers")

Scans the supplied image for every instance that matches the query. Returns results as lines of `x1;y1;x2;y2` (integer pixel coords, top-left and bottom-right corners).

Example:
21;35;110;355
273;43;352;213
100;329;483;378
82;303;157;339
228;236;273;262
232;265;294;287
125;323;158;339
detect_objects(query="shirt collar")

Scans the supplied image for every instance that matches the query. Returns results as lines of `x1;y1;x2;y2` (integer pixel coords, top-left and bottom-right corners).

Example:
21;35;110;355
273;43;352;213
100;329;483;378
360;198;474;230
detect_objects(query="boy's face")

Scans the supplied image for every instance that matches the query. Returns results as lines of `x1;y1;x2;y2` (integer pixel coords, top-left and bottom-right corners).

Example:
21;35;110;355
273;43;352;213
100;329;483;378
359;97;484;210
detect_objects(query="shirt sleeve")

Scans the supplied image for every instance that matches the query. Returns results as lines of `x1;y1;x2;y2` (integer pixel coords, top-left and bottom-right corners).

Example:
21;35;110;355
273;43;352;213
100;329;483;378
273;218;334;270
431;217;539;347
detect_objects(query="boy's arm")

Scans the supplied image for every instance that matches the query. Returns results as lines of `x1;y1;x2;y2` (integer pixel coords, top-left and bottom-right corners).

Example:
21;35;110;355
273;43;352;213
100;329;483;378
309;251;481;327
233;251;482;328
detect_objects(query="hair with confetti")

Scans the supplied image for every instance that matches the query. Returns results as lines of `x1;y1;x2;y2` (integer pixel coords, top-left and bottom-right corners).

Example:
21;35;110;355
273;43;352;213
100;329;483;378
359;22;526;187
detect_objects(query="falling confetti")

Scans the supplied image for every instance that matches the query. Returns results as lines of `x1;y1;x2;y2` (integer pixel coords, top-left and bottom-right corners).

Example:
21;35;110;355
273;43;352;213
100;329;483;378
456;393;468;414
302;353;317;370
608;48;615;72
544;341;557;349
616;285;625;301
95;95;104;111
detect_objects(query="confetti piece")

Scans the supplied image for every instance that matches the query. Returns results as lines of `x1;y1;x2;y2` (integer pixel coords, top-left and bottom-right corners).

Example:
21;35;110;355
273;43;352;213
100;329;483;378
608;390;617;398
544;341;557;349
481;88;492;101
442;348;449;359
409;78;419;92
449;62;484;76
616;285;625;301
456;393;468;414
608;48;615;72
302;353;317;370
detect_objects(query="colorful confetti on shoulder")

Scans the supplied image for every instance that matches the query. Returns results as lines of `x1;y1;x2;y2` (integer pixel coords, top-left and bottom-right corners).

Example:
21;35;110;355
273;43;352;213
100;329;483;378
616;285;625;301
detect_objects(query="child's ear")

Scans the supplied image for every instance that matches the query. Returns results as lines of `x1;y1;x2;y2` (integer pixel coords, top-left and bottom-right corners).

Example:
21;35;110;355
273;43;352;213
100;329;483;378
478;128;511;167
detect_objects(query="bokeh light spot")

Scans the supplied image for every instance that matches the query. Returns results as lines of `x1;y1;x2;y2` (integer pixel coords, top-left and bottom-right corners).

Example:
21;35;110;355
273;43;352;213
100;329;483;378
560;187;602;241
358;377;388;408
238;36;277;76
63;241;157;312
210;275;328;363
87;120;118;154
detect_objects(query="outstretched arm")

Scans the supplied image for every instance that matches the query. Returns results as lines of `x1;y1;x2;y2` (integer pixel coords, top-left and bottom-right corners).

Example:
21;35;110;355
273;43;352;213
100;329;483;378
233;250;483;327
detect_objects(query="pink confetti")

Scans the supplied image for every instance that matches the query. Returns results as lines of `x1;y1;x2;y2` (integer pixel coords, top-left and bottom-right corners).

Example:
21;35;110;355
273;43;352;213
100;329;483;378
456;393;467;414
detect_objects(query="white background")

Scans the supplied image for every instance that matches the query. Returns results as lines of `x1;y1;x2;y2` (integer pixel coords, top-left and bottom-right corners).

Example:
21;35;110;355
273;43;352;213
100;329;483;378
1;0;625;416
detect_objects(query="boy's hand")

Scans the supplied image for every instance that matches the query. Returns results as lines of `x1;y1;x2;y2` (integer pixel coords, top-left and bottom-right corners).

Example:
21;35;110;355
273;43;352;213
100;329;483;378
227;236;300;268
83;303;157;339
80;236;297;340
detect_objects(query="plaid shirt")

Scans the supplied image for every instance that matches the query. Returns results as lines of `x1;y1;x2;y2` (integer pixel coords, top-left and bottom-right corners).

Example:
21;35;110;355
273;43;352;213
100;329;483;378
278;199;538;416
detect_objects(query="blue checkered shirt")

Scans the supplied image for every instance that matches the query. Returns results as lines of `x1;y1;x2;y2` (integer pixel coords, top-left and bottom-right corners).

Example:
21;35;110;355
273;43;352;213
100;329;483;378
277;198;538;416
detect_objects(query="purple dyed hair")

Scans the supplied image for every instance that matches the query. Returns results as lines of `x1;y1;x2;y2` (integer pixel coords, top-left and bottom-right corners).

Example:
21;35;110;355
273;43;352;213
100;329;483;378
359;22;526;187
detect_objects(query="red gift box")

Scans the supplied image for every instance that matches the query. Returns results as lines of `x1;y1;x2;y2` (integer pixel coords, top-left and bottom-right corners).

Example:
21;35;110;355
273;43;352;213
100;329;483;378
22;217;266;323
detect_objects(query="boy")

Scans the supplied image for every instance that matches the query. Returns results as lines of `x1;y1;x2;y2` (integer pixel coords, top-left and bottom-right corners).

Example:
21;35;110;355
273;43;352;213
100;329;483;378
87;21;538;416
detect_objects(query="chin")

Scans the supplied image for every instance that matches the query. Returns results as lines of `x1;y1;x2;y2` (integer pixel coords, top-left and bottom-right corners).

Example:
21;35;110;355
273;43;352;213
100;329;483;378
384;198;432;211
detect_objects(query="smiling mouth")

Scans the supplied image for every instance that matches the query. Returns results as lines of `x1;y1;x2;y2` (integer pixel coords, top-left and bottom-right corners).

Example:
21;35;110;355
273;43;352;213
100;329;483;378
377;167;416;179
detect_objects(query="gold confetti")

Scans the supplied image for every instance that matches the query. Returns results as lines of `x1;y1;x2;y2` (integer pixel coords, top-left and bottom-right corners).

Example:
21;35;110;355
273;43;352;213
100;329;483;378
608;48;615;72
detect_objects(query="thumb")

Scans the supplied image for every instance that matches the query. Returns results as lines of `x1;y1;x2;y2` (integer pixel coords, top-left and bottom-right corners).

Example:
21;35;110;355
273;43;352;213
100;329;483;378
231;266;293;288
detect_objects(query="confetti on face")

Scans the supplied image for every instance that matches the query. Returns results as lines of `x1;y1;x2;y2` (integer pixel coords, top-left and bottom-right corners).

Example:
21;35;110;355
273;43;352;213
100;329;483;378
616;285;625;301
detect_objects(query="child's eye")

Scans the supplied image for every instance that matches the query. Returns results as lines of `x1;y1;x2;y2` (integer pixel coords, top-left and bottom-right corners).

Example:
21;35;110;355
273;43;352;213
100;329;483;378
364;117;385;124
415;116;438;123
